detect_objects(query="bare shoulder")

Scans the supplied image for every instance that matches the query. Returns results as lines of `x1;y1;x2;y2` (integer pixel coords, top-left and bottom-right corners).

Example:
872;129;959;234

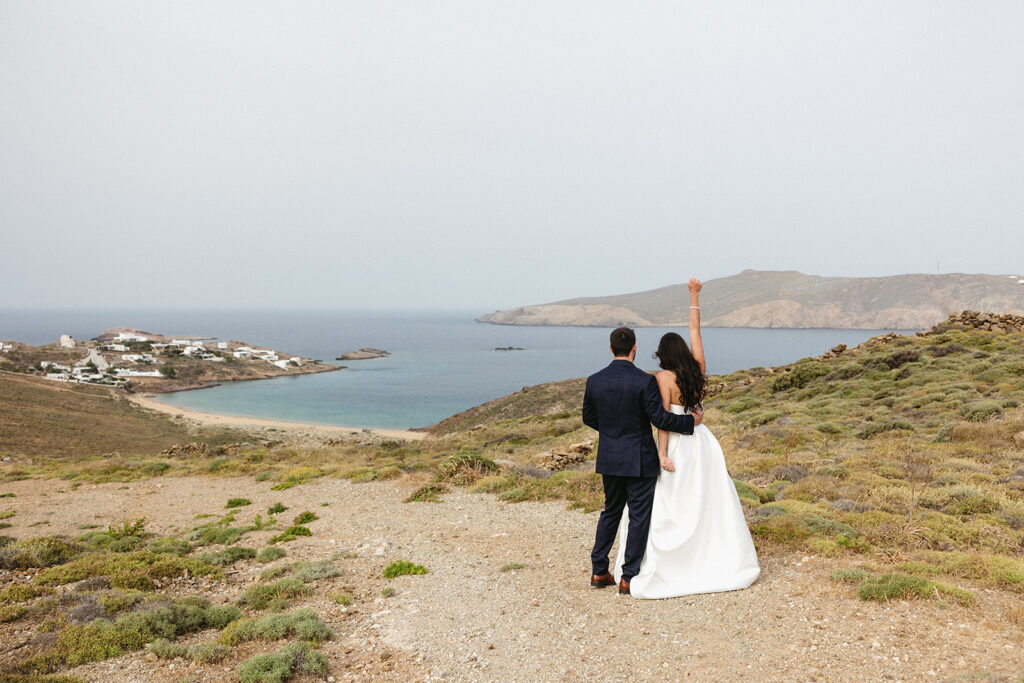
655;370;675;384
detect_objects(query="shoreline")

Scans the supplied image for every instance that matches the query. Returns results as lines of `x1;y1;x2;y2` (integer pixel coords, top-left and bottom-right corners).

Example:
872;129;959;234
127;393;426;441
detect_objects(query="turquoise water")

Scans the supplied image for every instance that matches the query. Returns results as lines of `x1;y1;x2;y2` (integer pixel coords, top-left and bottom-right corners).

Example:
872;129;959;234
1;309;910;429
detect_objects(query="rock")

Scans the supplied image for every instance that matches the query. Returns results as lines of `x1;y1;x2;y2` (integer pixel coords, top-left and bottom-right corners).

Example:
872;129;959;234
533;442;592;471
160;442;208;456
337;348;391;360
769;465;808;482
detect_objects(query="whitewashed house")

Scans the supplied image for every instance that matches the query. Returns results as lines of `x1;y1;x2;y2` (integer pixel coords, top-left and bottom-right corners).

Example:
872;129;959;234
289;357;302;366
59;335;75;348
117;333;149;342
114;369;162;378
217;342;228;350
233;349;252;358
104;343;129;352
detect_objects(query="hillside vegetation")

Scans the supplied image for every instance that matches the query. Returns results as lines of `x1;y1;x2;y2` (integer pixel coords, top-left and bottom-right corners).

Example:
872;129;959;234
478;270;1024;328
0;372;243;460
2;315;1024;678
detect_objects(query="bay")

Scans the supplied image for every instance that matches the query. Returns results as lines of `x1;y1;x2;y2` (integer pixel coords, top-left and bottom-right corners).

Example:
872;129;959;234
0;309;910;429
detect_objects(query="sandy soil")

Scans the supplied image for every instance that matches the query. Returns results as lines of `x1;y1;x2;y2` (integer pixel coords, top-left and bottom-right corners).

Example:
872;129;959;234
1;475;1021;682
128;394;425;441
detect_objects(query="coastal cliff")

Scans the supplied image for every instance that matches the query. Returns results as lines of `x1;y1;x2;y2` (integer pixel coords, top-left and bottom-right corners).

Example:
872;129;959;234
478;270;1024;329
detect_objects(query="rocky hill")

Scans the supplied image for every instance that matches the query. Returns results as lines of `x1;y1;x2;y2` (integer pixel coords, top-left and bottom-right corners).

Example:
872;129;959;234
479;270;1024;329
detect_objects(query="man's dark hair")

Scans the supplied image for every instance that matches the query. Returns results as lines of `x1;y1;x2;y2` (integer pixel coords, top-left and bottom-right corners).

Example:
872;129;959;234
610;327;636;357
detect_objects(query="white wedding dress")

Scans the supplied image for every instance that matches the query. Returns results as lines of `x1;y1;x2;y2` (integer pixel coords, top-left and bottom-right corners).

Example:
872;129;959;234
613;405;760;599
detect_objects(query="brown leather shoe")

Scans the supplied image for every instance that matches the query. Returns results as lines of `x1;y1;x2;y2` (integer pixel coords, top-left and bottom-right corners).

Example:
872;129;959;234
590;572;616;588
618;578;631;595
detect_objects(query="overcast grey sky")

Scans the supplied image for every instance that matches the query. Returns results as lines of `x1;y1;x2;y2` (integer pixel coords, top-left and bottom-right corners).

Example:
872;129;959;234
2;1;1022;310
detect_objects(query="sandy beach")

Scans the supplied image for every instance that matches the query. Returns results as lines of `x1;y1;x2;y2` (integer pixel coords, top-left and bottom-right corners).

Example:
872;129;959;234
128;393;426;441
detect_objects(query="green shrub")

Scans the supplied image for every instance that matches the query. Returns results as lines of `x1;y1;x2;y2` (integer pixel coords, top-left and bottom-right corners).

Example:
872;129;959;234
256;546;287;563
107;519;147;540
829;568;875;584
34;551;221;587
279;641;329;675
0;537;83;569
147;638;186;660
405;484;449;502
146;538;192;556
745;410;782;426
857;573;975;606
960;400;1003;422
142;461;172;476
293;511;317;525
219;608;332;646
857;420;914;439
0;583;41;603
148;638;231;664
47;597;241;669
189;642;232;664
267;503;288;515
236;642;329;683
291;559;340;582
724;397;759;414
331;592;353;606
383;560;428;579
0;604;27;622
271;467;322;491
188;514;254;547
197;546;257;566
437;452;498;484
98;591;143;613
225;498;252;509
237;653;292;683
732;480;761;503
772;360;830;392
268;526;311;544
500;562;526;572
238;578;311;611
815;422;843;434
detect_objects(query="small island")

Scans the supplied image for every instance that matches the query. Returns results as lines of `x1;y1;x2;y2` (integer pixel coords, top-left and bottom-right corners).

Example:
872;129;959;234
494;346;525;352
336;348;391;361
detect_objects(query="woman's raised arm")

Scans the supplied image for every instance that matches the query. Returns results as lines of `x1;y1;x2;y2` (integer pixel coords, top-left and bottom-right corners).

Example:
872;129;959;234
688;278;706;374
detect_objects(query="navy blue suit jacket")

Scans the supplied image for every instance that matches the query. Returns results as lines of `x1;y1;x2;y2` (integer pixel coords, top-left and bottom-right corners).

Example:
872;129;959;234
582;359;695;478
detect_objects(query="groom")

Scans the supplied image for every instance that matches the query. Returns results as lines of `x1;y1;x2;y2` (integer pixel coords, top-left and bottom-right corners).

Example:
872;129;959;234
582;327;701;595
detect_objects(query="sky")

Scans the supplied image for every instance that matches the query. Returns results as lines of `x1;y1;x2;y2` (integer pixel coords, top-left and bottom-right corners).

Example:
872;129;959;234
1;1;1023;310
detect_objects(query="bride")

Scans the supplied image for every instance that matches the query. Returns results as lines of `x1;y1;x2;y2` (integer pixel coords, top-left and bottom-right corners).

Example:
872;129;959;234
614;278;760;598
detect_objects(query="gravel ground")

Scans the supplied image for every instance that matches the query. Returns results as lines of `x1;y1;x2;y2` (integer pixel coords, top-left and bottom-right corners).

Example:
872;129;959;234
0;475;1021;682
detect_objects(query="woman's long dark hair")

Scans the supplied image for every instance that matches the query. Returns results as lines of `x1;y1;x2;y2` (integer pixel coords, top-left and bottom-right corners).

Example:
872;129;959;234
654;332;706;410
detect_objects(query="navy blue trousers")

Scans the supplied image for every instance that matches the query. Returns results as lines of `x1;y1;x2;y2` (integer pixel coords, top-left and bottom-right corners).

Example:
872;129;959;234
591;474;657;580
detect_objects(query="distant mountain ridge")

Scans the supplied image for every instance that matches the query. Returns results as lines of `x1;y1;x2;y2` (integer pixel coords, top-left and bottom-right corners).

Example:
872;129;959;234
479;270;1024;329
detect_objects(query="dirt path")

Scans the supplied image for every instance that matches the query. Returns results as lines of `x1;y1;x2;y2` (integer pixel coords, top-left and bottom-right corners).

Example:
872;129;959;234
1;476;1020;681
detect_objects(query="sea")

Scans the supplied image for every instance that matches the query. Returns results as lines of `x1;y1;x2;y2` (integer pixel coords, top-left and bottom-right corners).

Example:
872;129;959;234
0;309;913;430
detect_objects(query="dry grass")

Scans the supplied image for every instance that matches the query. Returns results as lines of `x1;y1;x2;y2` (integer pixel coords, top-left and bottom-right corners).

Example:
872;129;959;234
0;371;243;460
